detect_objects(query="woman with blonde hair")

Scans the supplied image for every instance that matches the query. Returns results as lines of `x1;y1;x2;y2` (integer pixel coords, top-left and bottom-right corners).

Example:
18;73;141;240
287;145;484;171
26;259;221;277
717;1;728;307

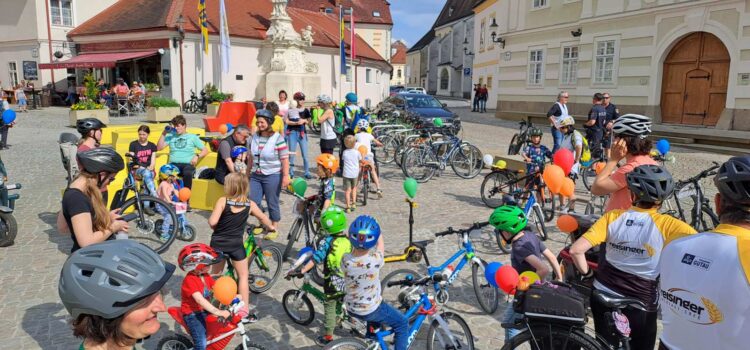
58;147;128;253
208;172;275;322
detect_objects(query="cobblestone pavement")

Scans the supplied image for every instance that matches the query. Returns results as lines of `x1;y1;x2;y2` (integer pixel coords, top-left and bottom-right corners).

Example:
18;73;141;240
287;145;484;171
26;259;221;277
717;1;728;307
0;107;730;349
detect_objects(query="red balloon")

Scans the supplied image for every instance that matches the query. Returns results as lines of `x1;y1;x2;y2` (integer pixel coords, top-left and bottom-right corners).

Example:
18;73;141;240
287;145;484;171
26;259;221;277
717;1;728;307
553;149;575;176
495;265;520;294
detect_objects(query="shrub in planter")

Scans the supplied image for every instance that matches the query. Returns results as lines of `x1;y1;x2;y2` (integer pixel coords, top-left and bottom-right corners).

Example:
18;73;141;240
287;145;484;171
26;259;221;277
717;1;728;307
147;97;180;122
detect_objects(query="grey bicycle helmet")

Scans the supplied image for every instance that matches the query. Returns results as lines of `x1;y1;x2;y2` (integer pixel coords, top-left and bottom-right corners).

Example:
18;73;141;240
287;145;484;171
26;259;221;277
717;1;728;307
255;109;275;125
714;156;750;206
76;118;106;135
59;240;175;319
317;94;332;104
529;127;543;137
612;114;651;138
626;164;674;203
76;147;125;174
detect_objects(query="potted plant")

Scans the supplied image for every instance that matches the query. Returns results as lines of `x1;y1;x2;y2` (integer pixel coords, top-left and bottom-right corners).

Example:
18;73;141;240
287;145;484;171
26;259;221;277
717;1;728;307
69;73;108;126
146;96;180;122
204;84;233;115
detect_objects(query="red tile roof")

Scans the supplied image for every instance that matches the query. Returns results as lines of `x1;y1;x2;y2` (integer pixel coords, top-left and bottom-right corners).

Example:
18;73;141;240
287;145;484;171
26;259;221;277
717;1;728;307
69;0;386;62
287;0;393;25
391;41;407;64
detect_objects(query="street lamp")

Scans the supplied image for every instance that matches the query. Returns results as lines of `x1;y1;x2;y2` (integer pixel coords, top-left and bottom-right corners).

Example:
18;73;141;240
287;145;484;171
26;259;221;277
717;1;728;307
488;18;505;49
462;37;474;56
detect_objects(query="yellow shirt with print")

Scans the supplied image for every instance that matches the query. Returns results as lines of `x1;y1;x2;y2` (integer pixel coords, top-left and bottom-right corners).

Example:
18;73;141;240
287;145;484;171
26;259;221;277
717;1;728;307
272;115;284;134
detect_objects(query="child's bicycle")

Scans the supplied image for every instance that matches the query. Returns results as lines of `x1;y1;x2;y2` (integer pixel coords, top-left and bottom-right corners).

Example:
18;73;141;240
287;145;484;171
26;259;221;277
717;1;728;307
381;221;500;315
283;189;326;286
157;299;267;350
216;224;283;294
324;274;475;350
155;202;196;241
281;250;367;335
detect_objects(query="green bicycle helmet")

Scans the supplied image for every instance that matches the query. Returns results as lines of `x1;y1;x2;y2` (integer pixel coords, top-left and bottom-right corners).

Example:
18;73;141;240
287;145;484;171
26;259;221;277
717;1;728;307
433;118;444;127
529;127;543;137
489;205;527;235
320;205;347;235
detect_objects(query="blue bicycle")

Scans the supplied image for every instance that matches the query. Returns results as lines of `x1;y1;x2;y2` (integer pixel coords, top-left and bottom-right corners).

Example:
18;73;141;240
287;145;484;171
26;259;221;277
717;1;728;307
401;132;483;183
324;275;475;350
381;221;500;315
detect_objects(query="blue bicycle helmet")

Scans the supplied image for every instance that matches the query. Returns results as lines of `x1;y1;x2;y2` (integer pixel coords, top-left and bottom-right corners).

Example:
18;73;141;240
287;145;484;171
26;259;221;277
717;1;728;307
348;215;380;250
231;146;248;159
345;92;358;104
159;164;179;180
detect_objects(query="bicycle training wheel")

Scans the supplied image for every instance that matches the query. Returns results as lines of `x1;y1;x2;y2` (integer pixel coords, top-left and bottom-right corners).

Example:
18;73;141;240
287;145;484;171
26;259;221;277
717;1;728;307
481;171;516;208
450;143;483;179
472;260;499;314
427;312;475;350
501;326;603;350
249;246;283;293
120;195;177;254
282;290;315;325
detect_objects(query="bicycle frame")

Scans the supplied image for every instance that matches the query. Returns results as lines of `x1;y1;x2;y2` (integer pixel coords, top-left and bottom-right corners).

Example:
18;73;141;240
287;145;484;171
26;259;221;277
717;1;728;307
426;233;482;294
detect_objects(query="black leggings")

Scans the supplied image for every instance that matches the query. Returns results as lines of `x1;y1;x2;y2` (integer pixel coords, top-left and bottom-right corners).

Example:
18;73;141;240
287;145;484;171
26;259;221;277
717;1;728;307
590;292;657;350
173;163;195;189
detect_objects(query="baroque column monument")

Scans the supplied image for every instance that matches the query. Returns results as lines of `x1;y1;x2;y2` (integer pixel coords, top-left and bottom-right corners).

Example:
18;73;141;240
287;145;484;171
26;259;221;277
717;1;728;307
261;0;321;99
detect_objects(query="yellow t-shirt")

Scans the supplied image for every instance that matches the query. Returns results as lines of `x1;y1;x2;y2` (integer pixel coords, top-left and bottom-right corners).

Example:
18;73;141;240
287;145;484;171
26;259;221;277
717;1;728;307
272;115;284;134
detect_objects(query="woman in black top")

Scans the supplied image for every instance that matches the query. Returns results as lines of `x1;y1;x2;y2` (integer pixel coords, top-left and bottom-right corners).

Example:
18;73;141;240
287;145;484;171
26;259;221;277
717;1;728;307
57;148;127;253
208;172;274;312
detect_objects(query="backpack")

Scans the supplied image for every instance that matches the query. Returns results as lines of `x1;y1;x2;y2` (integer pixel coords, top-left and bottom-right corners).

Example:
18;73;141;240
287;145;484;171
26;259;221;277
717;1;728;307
333;109;345;135
59;133;80;186
572;130;591;163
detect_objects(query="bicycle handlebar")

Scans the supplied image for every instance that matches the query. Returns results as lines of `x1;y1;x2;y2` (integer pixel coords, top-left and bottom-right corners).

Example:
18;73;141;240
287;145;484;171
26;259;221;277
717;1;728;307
386;274;442;288
434;221;490;237
682;161;720;184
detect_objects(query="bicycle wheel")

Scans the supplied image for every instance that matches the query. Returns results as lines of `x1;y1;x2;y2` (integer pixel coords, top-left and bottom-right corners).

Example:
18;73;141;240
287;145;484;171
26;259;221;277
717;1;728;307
182;100;197;114
379;135;398;164
508;134;520;155
530;205;548;241
282;218;303;261
380;268;422;311
395;141;411;168
310;119;321;133
120;195;177;254
581;163;598;191
361;177;369;206
323;337;369;350
249;246;283;293
495;230;511;254
0;212;18;247
180;224;197;242
481;171;516;208
501;326;603;350
696;205;720;232
472;260;499;314
282;289;315;325
537;186;556;222
450;143;483;179
402;146;437;183
234;344;266;350
157;334;192;350
427;312;475;350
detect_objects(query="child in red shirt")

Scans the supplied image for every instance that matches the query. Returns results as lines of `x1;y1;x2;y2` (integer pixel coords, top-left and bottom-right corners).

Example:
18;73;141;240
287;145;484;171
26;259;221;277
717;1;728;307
178;243;232;350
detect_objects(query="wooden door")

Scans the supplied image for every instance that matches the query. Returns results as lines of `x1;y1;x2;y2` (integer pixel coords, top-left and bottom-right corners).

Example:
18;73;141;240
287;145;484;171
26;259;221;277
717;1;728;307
660;32;729;126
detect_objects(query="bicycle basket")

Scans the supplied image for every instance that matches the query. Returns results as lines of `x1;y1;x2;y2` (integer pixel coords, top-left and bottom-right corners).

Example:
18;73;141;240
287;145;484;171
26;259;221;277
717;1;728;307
513;282;587;325
291;198;305;217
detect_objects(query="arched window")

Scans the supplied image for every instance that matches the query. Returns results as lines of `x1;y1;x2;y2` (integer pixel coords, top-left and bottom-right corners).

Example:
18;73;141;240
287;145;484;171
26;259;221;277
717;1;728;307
440;69;449;90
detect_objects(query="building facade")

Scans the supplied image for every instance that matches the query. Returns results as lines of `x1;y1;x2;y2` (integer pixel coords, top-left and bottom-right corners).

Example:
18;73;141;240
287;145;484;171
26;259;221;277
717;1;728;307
406;30;434;89
390;40;407;86
0;0;117;91
475;0;750;131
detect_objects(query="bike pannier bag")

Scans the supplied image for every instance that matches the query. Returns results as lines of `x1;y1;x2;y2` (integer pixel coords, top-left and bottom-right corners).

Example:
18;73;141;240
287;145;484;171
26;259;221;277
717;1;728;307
514;282;587;325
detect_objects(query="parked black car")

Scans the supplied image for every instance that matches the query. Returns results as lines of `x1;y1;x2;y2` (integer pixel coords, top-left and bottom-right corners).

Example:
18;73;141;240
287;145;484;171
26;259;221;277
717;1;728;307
380;93;460;128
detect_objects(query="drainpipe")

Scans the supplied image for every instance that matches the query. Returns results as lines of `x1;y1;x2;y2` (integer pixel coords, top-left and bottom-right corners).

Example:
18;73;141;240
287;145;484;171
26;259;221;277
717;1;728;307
44;0;56;88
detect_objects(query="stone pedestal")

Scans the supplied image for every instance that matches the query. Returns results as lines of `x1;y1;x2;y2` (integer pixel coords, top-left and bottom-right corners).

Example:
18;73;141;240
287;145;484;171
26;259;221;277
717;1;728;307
265;72;321;101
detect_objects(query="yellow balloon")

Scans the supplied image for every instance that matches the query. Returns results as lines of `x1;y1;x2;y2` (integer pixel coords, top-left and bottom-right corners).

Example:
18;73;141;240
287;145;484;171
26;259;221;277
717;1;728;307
519;271;540;285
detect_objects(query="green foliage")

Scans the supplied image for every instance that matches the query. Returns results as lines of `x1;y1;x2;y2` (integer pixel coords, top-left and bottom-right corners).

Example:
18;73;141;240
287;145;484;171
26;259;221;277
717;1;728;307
144;83;160;91
204;83;232;103
71;100;106;110
82;73;99;102
148;96;180;108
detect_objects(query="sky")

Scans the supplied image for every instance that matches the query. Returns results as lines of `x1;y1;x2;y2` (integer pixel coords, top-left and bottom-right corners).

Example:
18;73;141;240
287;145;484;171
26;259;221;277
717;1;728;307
390;0;446;47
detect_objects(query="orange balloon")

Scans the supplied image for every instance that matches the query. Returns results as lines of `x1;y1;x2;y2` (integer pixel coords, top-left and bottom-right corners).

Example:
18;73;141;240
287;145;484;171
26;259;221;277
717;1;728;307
560;177;575;198
178;188;191;202
593;161;606;175
358;145;367;157
219;124;228;134
213;276;237;305
557;214;579;233
542;165;565;194
517;276;532;292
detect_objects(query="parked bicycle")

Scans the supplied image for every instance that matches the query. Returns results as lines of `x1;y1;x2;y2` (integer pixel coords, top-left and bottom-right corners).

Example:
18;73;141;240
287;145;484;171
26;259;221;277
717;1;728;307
508;120;534;155
480;162;555;226
661;161;720;231
0;175;20;247
183;89;209;114
325;274;475;350
401;133;483;183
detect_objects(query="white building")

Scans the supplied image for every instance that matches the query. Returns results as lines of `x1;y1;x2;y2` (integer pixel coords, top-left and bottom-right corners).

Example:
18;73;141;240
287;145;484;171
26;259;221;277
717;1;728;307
390;40;408;86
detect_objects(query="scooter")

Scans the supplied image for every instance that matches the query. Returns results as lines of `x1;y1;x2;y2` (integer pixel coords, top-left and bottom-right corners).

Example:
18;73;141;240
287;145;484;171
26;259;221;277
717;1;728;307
0;156;20;247
555;212;600;298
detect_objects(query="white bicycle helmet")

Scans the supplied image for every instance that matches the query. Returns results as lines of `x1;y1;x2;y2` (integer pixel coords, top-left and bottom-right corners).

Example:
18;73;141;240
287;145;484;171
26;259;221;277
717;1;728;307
559;116;575;127
317;94;332;104
612;114;652;138
357;119;370;130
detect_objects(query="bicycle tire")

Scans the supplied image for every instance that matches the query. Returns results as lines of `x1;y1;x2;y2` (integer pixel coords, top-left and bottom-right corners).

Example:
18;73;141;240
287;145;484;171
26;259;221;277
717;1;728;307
157;334;192;350
282;289;315;325
501;325;604;350
508;134;520;155
402;146;437;183
697;205;719;232
249;246;283;293
495;230;511;254
481;171;516;208
180;224;197;242
380;268;422;310
323;337;369;350
234;343;267;350
183;100;197;114
426;311;475;350
282;218;303;261
395;141;409;168
310;120;321;134
537;186;556;222
450;143;483;179
582;163;597;191
472;259;499;314
530;205;548;241
379;135;398;165
0;212;18;247
120;195;176;254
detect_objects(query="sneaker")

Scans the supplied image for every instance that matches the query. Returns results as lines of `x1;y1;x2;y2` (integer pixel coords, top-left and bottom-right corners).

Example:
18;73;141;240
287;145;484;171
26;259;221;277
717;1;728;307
159;234;171;242
242;313;259;324
315;335;333;346
345;207;353;213
376;190;383;199
352;204;357;210
263;230;278;240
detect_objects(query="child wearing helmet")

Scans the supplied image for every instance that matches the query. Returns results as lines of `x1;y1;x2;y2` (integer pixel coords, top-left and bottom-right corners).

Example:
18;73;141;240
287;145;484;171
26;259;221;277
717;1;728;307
157;164;181;241
521;127;552;175
316;153;339;211
293;206;352;345
354;120;384;197
342;215;409;350
570;165;695;350
230;146;248;175
489;205;562;343
178;243;233;350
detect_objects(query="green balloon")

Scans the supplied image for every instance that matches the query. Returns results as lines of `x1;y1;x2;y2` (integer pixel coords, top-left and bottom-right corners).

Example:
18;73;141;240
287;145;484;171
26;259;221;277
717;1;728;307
433;118;444;127
292;178;308;197
403;178;418;198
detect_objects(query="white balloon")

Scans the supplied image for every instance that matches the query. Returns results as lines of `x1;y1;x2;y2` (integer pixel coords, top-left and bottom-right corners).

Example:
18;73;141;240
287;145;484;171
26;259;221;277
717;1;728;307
483;154;494;166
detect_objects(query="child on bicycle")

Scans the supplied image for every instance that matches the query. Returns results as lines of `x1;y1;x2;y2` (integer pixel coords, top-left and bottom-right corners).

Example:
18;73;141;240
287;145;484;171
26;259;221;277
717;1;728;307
354;120;383;198
341;135;362;212
316;153;338;211
209;172;274;323
127;125;158;197
489;205;562;343
342;215;409;350
178;243;233;350
157;164;182;241
294;206;352;345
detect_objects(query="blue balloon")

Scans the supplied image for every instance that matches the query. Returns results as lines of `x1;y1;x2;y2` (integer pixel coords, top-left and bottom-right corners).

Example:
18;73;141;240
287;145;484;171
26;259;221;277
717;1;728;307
484;262;503;288
656;139;670;155
2;109;16;124
226;123;234;132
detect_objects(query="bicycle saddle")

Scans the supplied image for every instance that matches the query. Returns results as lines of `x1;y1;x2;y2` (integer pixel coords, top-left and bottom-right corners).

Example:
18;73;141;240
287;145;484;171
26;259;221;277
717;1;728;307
592;290;647;311
412;239;434;249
